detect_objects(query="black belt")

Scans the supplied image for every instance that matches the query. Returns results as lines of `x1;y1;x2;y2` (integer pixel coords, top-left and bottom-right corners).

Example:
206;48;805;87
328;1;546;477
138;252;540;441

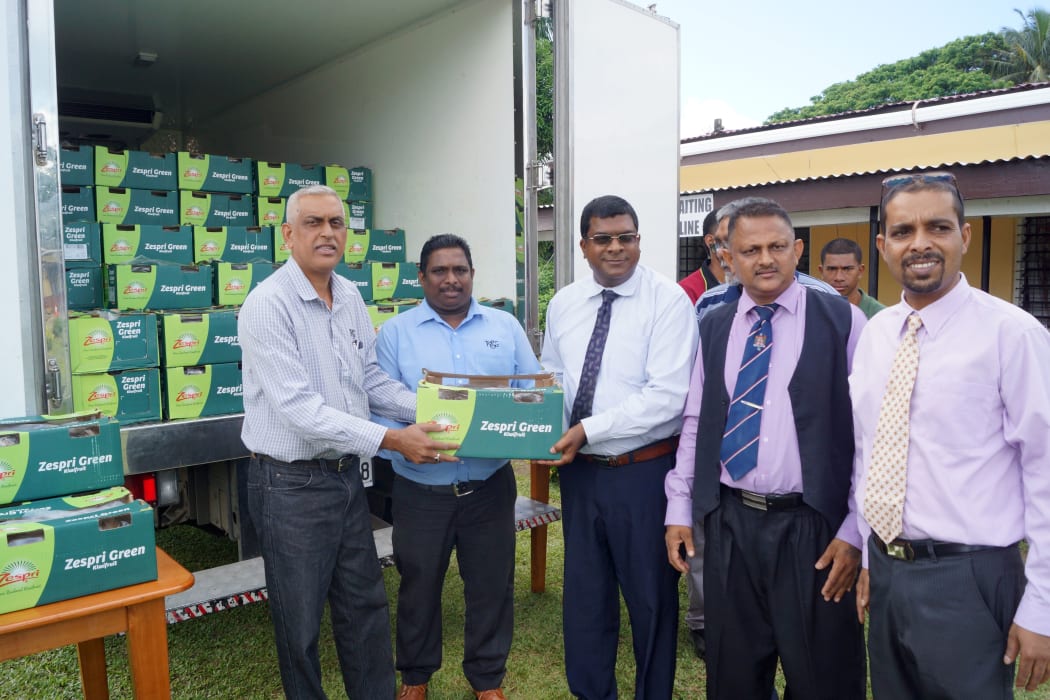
723;485;804;512
253;452;360;473
577;436;679;467
872;534;1013;562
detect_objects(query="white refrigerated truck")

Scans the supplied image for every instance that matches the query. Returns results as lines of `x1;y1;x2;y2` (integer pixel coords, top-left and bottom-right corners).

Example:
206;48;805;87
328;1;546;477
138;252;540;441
1;0;680;619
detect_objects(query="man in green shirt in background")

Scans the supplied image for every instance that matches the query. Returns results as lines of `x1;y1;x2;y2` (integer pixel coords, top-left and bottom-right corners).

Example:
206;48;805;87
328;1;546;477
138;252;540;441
819;237;886;319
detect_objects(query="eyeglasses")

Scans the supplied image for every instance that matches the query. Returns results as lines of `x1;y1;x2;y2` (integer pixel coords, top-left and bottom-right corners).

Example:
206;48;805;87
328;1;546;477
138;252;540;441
881;171;957;192
584;233;640;246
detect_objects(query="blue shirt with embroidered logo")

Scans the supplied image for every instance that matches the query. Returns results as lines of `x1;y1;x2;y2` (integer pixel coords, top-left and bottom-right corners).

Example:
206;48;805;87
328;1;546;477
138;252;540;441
374;298;542;485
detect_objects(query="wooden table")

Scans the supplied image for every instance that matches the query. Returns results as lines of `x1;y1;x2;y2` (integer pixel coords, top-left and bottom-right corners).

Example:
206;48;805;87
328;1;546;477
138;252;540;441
0;547;193;699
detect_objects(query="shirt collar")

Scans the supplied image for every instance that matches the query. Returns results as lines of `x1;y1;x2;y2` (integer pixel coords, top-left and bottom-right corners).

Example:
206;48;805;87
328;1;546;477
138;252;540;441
583;265;642;299
898;272;970;338
416;297;483;329
285;256;352;306
739;279;802;318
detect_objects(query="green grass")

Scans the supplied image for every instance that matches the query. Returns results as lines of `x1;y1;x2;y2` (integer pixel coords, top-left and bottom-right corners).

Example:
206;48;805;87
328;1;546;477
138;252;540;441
3;471;1049;699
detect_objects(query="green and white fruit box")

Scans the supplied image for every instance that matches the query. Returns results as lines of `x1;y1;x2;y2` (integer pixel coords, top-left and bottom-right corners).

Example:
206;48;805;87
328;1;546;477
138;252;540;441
59;145;93;186
255;162;324;199
163;363;243;420
71;369;162;425
348;201;373;231
93;147;176;190
61;185;95;223
366;304;400;332
334;262;373;301
160;310;240;367
478;297;516;315
63;222;102;265
257;197;287;230
371;262;422;301
109;263;214;311
95;188;178;226
179;191;253;228
65;266;104;311
102;224;194;265
0;487;157;614
193;226;274;264
177;152;253;194
415;371;563;460
344;228;406;264
0;414;123;506
324;165;372;201
68;311;159;374
214;262;278;306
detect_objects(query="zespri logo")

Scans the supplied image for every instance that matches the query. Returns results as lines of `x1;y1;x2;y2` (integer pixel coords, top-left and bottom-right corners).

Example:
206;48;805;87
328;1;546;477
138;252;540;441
86;384;116;403
333;175;348;186
0;560;41;589
182;167;202;179
122;281;149;298
184;205;204;218
376;276;394;290
430;411;460;433
172;333;200;350
263;176;279;187
224;278;246;293
176;385;204;402
101;201;124;215
0;459;15;481
83;328;112;347
262;210;280;223
199;241;220;254
100;160;123;175
349;242;364;255
109;239;133;253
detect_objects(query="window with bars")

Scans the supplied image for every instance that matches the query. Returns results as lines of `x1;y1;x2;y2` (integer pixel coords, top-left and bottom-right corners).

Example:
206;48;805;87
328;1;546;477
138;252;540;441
678;235;709;281
1016;216;1050;328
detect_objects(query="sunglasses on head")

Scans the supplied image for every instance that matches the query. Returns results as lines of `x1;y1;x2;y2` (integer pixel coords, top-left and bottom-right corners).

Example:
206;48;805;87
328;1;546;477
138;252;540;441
881;171;958;192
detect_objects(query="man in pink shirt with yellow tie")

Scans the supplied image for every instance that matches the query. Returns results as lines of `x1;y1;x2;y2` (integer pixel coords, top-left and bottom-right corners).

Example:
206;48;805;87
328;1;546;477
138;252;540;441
851;171;1050;697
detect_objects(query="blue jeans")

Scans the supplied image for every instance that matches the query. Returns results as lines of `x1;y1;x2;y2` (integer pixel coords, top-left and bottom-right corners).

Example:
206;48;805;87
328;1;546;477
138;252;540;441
247;455;394;699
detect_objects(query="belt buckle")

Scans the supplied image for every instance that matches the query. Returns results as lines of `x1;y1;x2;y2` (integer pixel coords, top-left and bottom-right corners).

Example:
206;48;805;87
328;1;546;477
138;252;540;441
590;454;612;466
885;540;915;561
740;490;768;511
453;481;474;497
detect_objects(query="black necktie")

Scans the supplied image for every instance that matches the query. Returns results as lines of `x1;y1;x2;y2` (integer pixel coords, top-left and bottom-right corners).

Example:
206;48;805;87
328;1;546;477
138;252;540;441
569;289;618;426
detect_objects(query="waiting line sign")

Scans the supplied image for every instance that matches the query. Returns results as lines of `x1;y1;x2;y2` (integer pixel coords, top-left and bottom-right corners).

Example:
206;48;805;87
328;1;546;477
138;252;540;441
679;193;714;238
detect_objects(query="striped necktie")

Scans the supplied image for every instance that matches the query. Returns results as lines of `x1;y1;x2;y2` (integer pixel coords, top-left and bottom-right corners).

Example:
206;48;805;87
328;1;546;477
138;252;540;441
720;303;778;480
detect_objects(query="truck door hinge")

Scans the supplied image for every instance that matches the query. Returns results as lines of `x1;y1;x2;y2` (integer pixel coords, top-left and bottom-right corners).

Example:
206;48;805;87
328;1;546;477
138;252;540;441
32;113;49;166
526;160;552;192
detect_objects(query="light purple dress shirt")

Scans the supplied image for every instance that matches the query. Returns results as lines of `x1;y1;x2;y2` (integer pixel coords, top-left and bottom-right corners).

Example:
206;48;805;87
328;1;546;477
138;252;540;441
665;281;866;547
850;274;1050;635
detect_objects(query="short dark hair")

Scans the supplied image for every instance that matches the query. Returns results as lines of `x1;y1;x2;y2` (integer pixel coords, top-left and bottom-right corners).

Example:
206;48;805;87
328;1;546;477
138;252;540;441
419;234;473;272
702;209;718;238
726;198;794;240
880;172;965;230
820;237;863;264
580;195;638;238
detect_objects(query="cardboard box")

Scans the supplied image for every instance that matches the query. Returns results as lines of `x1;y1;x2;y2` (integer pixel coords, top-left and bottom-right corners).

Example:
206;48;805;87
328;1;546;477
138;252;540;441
479;297;516;315
110;263;213;311
371;262;422;300
179;191;253;227
334;262;373;300
59;145;93;187
257;196;286;228
164;363;243;419
193;226;274;263
102;224;194;265
177;152;253;194
66;266;104;311
96;188;178;226
214;262;278;306
0;487;157;614
256;162;324;198
324;165;372;201
94;147;176;190
68;311;159;374
160;310;240;367
63;222;102;265
367;303;400;332
345;228;407;264
415;371;563;459
71;369;162;425
61;186;95;223
272;222;291;263
0;414;123;505
348;201;373;230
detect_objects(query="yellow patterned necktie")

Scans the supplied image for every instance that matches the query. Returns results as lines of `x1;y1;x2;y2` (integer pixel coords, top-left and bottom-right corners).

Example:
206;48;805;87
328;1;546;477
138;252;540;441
864;312;923;544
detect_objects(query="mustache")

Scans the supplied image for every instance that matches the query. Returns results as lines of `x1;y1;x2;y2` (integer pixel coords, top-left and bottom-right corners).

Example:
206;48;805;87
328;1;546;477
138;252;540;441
904;252;944;266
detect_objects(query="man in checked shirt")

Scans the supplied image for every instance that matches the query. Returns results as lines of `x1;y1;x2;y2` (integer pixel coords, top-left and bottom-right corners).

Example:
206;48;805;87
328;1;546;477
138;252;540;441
239;185;455;700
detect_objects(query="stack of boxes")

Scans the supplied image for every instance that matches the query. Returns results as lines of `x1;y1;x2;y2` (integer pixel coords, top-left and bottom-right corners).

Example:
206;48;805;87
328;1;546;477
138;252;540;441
0;414;157;614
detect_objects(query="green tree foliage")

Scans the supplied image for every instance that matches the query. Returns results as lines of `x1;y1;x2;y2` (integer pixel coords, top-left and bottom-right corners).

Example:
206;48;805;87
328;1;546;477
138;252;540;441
536;19;554;160
993;8;1050;82
766;33;1012;123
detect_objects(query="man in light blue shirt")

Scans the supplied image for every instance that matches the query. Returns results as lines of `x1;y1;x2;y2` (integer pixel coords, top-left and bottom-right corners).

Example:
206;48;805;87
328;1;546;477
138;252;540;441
376;234;540;700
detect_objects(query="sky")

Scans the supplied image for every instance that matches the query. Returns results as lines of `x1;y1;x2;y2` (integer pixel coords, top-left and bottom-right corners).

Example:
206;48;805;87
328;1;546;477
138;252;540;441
651;0;1032;138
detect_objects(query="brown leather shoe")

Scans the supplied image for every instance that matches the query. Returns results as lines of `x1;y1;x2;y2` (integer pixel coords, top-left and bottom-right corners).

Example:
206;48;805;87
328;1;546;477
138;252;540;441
474;690;507;700
397;683;427;699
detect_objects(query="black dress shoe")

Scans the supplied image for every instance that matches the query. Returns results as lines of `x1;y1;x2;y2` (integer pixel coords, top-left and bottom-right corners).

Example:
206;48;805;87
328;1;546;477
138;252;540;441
689;628;706;659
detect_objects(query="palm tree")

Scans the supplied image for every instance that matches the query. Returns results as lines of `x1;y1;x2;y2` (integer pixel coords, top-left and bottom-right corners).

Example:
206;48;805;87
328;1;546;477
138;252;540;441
994;8;1050;83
